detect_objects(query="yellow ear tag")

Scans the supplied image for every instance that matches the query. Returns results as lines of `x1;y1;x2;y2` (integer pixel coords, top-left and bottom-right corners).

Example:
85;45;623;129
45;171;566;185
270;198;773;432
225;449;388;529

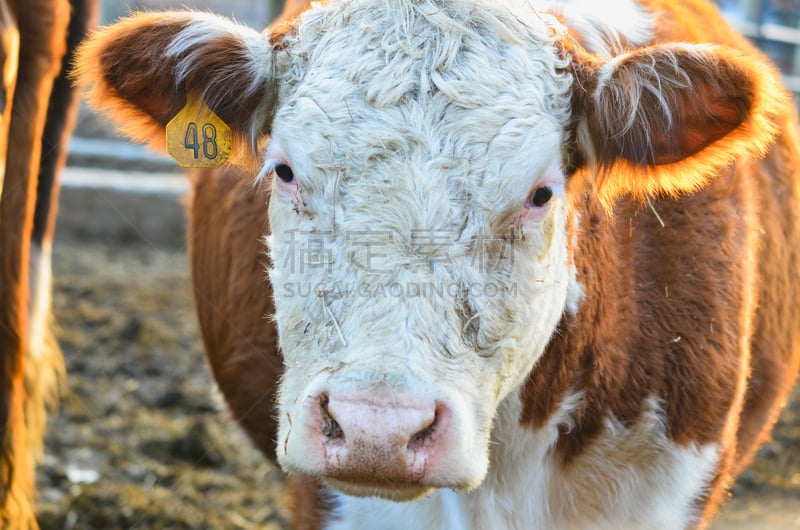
166;92;232;168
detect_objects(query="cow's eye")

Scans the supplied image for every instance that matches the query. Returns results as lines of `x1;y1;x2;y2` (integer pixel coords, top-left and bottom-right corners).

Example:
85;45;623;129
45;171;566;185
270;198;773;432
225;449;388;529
275;163;295;183
528;186;553;207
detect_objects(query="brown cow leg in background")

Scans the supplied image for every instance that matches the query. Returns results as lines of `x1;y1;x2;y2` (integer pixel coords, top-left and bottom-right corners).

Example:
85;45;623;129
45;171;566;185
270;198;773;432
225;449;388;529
0;0;16;197
0;0;20;521
32;0;98;250
0;0;70;526
27;0;98;470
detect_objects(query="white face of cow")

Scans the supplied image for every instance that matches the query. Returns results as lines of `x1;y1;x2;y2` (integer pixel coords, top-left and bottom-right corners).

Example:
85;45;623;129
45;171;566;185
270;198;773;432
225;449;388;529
76;0;786;504
265;0;573;499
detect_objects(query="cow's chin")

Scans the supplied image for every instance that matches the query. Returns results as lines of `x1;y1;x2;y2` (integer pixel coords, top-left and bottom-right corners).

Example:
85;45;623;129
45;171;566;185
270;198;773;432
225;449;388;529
323;478;433;501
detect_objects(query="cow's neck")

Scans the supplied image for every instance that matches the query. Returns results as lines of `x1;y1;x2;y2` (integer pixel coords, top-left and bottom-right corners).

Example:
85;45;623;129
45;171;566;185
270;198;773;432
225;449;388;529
470;388;719;529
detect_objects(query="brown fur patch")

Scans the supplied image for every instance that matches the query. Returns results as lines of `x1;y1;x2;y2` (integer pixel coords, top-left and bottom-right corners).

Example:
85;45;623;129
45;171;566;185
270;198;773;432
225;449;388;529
286;475;336;529
523;168;753;451
187;166;282;461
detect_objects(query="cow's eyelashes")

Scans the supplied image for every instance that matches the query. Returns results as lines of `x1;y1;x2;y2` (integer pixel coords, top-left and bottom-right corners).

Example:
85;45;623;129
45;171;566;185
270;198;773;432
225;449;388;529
527;186;553;208
275;163;295;183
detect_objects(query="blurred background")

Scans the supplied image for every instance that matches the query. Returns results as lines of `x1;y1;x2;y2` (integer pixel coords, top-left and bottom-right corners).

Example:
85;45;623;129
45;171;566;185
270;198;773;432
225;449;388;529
719;0;800;95
40;0;800;528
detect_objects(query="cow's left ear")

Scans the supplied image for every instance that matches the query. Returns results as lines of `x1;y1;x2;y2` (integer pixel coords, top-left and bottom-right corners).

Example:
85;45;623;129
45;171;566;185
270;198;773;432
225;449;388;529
74;11;285;166
570;43;789;202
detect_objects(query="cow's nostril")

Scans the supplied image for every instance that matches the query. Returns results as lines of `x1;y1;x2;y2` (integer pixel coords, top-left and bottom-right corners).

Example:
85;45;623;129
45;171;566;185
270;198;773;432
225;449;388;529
320;394;345;440
408;409;437;451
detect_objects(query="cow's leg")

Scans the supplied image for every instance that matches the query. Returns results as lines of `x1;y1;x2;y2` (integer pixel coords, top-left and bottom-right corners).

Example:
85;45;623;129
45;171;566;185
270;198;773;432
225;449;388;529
26;0;98;470
0;0;69;525
0;0;16;196
0;0;21;524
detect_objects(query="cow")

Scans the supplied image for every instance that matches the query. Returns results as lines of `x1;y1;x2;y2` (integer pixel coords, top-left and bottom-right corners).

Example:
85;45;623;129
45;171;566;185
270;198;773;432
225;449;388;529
75;0;800;528
0;0;96;527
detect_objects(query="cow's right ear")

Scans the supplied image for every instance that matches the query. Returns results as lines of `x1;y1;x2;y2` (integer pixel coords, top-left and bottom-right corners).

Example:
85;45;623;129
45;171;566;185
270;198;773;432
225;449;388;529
74;11;281;164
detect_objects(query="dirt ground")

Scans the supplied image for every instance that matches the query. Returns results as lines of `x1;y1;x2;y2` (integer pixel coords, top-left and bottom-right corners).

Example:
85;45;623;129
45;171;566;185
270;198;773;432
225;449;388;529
37;240;290;529
37;211;800;529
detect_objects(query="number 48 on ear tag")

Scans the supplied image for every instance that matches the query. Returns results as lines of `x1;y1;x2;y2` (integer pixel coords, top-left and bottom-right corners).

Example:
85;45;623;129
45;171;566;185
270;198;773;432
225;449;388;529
166;92;233;168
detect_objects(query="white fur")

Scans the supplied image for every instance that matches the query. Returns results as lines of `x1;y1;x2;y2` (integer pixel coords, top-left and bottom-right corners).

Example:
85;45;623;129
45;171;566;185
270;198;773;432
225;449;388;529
268;0;574;491
28;240;52;361
547;0;655;58
325;392;719;529
166;12;274;89
439;488;469;530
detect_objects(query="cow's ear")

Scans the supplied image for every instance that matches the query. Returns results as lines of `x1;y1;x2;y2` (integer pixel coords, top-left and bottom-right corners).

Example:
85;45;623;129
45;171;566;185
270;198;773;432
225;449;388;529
570;43;789;203
74;11;280;165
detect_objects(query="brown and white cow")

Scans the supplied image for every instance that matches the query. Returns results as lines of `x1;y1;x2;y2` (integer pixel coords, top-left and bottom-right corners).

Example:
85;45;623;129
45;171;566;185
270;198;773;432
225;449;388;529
0;0;96;527
76;0;800;528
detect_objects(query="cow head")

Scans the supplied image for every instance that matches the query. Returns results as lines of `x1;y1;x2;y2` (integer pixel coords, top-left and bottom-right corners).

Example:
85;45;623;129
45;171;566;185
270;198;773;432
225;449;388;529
76;0;785;500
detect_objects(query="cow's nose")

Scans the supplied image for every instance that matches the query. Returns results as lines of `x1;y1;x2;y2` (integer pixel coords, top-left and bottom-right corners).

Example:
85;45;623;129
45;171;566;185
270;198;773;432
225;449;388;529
311;392;448;484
